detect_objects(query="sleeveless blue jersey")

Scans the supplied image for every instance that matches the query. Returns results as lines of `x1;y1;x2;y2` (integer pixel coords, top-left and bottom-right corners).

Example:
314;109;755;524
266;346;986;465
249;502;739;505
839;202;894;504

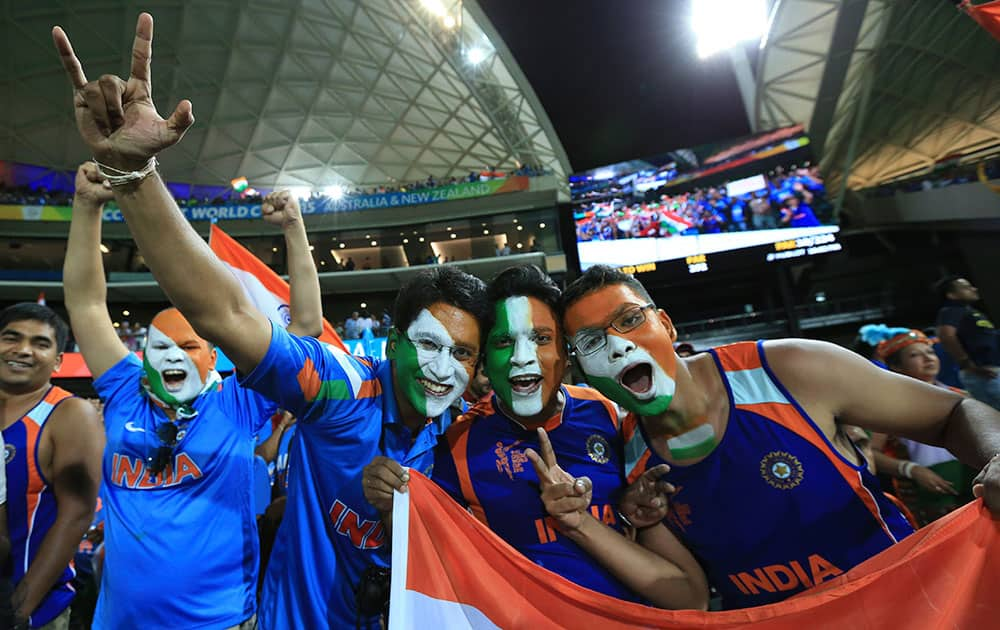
624;341;914;609
92;354;274;629
3;386;76;627
243;324;450;629
433;385;641;602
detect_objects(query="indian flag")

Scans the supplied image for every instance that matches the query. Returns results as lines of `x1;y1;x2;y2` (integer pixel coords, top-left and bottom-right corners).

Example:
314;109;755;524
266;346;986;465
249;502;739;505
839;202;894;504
209;224;345;351
388;472;999;629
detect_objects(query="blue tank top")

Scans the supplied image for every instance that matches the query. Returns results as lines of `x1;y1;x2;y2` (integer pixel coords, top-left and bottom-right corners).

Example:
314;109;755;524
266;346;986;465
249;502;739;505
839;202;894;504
3;386;76;626
624;341;914;609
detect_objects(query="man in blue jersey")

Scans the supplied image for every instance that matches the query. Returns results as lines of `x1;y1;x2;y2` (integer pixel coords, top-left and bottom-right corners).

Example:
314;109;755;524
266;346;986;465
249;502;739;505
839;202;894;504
54;17;491;627
560;265;1000;609
62;161;323;628
363;265;708;610
0;303;103;630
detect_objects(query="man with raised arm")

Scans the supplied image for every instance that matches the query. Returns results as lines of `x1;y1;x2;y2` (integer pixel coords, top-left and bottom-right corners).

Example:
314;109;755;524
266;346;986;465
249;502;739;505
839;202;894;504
561;265;1000;609
62;163;323;629
0;303;103;630
53;16;491;627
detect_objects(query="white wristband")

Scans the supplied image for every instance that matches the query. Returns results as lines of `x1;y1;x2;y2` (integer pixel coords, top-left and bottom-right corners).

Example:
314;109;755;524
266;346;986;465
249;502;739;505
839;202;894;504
898;460;916;479
93;157;158;186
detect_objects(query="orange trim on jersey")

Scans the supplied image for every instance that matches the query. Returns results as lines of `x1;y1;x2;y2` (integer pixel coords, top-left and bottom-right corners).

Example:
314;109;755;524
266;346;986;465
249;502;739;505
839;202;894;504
626;449;652;485
714;341;763;373
355;378;382;399
296;357;322;401
446;420;489;527
565;385;619;431
738;401;898;541
884;492;919;530
355;357;373;368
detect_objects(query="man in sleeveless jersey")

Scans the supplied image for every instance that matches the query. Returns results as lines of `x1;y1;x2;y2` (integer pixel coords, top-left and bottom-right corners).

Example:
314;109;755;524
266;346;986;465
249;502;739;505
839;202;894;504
53;20;491;626
560;265;1000;609
0;304;104;629
362;265;707;609
63;162;323;628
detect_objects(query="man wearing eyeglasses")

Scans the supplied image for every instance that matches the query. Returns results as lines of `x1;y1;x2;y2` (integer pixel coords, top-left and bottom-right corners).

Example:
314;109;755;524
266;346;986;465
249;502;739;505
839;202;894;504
363;265;708;610
560;264;1000;610
62;163;333;628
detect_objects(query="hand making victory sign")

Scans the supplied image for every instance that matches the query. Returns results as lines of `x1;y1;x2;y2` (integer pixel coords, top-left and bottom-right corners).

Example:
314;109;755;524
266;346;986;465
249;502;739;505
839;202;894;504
52;13;194;171
525;428;594;533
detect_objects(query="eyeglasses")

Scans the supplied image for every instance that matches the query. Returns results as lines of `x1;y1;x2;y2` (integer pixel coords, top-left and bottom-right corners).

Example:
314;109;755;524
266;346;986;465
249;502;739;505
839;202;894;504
406;334;478;365
569;303;655;356
147;421;180;478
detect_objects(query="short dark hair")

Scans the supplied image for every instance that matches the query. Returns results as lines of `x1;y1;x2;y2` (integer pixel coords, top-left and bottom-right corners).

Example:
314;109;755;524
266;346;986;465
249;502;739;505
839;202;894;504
488;264;561;318
0;303;70;351
562;265;653;312
934;275;964;302
394;266;490;344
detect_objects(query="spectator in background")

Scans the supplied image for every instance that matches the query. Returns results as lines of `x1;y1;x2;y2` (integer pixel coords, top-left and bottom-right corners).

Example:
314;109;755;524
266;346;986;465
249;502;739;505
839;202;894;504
496;241;511;257
749;195;777;230
0;302;103;629
358;310;374;335
859;325;977;525
779;195;821;228
344;311;361;340
344;257;356;271
380;308;392;333
935;276;1000;410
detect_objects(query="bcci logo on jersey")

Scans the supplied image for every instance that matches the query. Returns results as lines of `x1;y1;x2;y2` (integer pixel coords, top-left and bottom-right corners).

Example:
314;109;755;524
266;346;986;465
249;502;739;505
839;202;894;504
3;443;14;464
277;303;292;327
760;451;803;490
586;435;610;464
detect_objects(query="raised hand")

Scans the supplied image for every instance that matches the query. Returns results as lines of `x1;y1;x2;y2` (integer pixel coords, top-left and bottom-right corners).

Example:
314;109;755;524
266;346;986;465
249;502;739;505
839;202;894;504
525;427;593;533
73;162;115;207
617;464;674;529
262;191;303;230
362;456;410;516
52;13;194;171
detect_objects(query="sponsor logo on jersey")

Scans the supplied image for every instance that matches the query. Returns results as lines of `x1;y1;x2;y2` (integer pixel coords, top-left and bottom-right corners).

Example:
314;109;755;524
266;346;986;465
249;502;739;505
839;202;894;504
586;434;610;464
760;450;804;490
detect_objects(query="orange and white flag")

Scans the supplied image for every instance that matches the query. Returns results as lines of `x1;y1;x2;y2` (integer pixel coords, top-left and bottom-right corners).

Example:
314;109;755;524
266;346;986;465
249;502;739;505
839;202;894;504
389;472;1000;629
209;224;345;351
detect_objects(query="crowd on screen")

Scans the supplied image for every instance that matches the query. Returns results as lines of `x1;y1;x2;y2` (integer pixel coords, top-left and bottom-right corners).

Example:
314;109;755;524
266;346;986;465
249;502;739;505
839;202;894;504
575;166;830;242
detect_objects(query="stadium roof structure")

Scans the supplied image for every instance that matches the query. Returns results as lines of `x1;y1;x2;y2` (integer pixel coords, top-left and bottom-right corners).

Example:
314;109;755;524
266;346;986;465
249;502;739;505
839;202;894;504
754;0;1000;191
0;0;570;189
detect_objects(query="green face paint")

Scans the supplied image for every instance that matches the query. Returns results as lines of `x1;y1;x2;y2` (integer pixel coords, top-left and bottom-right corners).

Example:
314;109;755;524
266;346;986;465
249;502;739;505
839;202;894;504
390;329;429;417
484;299;515;412
585;374;674;416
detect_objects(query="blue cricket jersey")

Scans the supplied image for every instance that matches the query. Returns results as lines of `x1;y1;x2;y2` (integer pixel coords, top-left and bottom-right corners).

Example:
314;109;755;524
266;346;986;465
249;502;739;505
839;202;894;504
92;354;274;629
3;386;77;627
624;341;914;609
433;385;641;602
244;324;449;629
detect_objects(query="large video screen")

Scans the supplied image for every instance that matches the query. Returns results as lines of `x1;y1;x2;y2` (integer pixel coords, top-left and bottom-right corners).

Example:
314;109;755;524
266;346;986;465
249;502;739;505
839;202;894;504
569;125;841;276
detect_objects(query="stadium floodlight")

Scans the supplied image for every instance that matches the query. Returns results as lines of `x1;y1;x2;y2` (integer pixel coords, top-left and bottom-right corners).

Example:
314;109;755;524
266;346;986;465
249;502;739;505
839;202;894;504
692;0;767;59
466;47;486;65
421;0;447;17
288;186;311;200
323;185;344;200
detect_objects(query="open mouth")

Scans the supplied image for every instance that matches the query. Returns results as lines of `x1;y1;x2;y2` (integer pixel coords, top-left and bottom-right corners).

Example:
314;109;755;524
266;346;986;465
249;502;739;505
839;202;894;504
618;362;653;397
509;374;543;396
162;369;188;390
5;360;31;372
417;377;453;398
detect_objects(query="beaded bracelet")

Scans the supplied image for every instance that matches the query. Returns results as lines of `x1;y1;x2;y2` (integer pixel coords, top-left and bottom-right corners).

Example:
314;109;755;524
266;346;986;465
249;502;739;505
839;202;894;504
93;156;158;186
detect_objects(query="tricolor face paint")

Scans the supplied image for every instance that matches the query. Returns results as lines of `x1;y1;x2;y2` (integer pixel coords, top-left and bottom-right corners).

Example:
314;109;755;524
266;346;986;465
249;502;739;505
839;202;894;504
485;296;564;419
564;286;678;417
142;308;216;407
389;304;478;419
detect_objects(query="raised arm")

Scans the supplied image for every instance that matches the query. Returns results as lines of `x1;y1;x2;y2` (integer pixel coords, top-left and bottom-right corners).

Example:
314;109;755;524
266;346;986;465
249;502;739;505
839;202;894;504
63;163;129;380
52;14;270;374
526;429;708;610
262;192;323;338
12;398;102;625
766;339;1000;514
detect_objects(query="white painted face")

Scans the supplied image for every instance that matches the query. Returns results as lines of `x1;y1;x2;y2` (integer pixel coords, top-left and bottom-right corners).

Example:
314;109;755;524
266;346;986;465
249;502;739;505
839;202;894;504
505;297;544;416
404;309;472;418
576;333;676;416
145;325;205;403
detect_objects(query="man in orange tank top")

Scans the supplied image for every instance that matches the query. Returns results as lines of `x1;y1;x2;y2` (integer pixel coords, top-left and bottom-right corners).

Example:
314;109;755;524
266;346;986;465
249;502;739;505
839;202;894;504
0;304;103;629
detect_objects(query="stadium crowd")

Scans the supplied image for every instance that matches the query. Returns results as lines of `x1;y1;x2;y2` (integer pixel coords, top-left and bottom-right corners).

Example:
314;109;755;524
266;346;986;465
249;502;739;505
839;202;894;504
575;166;829;242
1;12;999;630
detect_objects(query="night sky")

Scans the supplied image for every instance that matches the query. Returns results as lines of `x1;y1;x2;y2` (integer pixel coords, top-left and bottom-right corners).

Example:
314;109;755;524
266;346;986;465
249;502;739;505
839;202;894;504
478;0;752;173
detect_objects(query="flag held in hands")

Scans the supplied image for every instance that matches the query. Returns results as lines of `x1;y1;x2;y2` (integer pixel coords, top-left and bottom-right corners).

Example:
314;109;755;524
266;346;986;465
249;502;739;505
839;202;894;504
389;471;1000;629
208;224;345;351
